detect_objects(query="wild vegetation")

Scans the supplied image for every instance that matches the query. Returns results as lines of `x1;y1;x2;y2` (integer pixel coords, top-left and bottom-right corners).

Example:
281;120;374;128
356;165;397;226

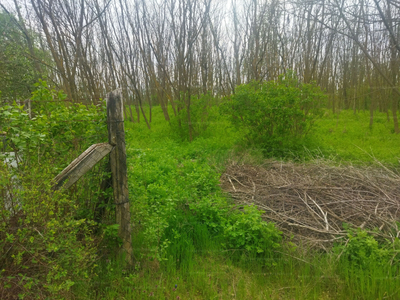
89;104;400;300
223;73;326;156
4;88;399;298
1;0;400;299
0;83;112;299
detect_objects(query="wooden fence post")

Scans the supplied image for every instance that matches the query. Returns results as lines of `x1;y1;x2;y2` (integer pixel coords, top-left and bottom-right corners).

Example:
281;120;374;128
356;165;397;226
107;91;133;265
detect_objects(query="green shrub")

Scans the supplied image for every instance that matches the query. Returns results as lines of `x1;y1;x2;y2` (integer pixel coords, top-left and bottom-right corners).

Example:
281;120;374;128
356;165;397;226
222;205;282;256
0;80;107;171
0;80;111;221
126;133;282;266
334;226;397;268
0;81;111;298
0;164;98;299
223;72;326;156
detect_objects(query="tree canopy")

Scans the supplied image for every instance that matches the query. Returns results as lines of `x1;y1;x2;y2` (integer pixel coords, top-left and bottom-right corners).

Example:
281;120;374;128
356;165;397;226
0;11;43;101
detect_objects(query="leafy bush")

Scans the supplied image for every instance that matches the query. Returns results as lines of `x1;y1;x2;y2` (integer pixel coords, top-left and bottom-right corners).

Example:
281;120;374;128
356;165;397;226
189;199;282;261
0;12;47;101
0;80;110;221
0;160;99;299
334;226;398;268
0;80;107;171
126;132;282;266
222;205;282;256
223;72;326;156
0;81;111;298
127;142;221;262
331;226;400;299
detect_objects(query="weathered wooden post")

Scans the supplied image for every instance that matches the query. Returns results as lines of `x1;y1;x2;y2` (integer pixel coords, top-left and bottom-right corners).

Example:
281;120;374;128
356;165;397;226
107;91;133;265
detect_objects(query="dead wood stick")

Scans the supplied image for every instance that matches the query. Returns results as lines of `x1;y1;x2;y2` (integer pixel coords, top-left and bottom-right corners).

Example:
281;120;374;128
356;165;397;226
227;175;237;192
226;174;251;188
287;223;346;235
307;194;330;232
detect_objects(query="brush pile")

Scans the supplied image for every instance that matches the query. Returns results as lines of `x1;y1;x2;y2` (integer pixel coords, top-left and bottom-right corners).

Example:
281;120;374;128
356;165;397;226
221;160;400;248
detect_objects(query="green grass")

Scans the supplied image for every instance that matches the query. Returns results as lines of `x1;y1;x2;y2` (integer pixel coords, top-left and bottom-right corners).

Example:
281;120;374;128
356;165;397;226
77;106;400;299
312;109;400;164
85;245;400;299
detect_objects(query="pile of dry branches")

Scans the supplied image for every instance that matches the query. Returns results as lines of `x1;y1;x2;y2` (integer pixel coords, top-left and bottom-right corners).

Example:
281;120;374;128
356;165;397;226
221;160;400;248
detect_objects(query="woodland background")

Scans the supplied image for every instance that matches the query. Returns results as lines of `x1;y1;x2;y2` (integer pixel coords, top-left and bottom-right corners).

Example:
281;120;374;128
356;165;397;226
1;0;400;135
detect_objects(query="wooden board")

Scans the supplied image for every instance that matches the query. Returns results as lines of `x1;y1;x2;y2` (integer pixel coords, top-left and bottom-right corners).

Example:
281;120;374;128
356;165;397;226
53;143;113;190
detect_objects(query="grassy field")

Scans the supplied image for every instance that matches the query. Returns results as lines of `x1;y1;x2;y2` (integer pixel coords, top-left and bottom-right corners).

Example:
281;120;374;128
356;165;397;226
82;107;400;300
312;109;400;164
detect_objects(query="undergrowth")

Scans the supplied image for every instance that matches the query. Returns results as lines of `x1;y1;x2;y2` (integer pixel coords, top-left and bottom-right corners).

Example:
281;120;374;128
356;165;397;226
3;81;400;299
125;108;282;265
90;104;400;299
0;81;113;299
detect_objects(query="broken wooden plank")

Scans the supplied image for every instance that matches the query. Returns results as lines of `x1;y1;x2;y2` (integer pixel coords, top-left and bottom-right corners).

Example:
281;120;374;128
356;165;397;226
53;143;113;190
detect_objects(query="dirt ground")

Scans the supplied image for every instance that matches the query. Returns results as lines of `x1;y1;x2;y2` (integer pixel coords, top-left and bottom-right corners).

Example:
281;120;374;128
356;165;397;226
220;160;400;249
